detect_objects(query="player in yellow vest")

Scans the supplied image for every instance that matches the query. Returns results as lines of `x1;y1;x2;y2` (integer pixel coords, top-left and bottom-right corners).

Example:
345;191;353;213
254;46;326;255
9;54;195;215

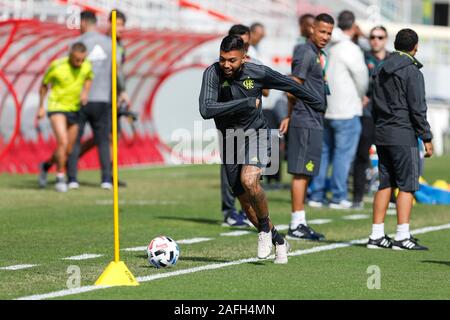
37;42;94;192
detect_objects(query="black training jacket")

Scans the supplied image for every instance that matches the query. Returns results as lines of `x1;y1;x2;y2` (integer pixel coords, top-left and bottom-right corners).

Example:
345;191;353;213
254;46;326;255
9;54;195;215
199;62;322;133
372;51;433;146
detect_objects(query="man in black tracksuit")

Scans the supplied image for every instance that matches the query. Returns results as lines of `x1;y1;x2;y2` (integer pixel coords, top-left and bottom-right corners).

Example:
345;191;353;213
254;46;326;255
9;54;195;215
367;29;433;251
199;35;322;263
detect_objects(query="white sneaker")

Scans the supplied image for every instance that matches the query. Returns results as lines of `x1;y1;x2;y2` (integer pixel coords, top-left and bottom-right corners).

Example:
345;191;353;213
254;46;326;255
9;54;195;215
329;200;353;210
308;200;323;208
257;231;273;259
55;181;68;193
101;182;113;190
274;240;290;264
68;182;80;190
38;162;48;188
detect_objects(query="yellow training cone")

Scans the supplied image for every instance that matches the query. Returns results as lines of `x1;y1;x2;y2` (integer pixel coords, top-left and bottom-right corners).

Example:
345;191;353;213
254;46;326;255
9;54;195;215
433;180;448;190
95;11;138;287
95;261;139;286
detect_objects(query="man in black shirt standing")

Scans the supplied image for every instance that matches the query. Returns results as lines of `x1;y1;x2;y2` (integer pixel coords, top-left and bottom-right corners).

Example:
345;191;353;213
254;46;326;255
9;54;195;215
368;29;433;250
199;35;321;264
279;13;334;241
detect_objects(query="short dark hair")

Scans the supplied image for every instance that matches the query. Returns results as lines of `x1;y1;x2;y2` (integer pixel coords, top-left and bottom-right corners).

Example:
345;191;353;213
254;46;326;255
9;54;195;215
109;9;127;23
220;35;245;52
71;42;87;53
80;10;97;24
228;24;250;37
250;22;264;32
315;13;335;25
337;10;355;30
394;28;419;52
299;14;315;26
370;25;388;37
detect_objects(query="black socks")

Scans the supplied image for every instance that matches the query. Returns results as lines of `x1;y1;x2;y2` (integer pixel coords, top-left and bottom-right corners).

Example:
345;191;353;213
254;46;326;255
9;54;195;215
257;217;270;233
257;217;285;245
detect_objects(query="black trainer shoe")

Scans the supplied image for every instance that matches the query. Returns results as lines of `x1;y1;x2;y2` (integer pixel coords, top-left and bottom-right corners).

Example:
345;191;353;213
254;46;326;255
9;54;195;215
392;236;428;251
286;224;325;241
367;235;393;249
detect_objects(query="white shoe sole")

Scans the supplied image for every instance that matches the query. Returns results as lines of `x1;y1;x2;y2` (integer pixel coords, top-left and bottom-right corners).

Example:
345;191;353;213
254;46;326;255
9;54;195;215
55;186;68;193
274;241;290;264
308;202;323;208
257;249;272;259
274;257;288;264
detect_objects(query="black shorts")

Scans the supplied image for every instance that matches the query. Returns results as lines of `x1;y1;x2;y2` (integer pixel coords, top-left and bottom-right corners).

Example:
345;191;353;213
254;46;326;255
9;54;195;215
377;145;420;193
47;111;80;125
287;127;323;176
221;129;271;197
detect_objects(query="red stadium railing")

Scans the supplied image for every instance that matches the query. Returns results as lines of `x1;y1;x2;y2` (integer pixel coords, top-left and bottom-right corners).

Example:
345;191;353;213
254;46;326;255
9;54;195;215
0;19;219;173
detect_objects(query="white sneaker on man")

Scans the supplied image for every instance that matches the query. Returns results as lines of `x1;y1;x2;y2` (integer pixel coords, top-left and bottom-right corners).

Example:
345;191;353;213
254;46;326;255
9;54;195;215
257;231;273;259
101;182;113;190
329;199;353;210
68;181;80;190
55;181;68;193
307;200;323;208
274;240;290;264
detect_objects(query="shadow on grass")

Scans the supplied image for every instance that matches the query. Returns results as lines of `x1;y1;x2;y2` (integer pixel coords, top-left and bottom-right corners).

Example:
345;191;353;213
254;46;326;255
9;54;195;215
421;260;450;267
7;178;101;190
178;256;231;263
7;179;42;190
156;216;222;226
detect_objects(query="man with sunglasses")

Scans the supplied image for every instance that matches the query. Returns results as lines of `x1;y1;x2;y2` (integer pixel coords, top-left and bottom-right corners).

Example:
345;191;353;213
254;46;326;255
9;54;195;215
352;26;390;209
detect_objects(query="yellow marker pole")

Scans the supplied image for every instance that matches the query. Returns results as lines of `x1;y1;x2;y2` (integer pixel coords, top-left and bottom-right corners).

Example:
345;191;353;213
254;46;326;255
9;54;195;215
111;9;120;264
95;10;138;286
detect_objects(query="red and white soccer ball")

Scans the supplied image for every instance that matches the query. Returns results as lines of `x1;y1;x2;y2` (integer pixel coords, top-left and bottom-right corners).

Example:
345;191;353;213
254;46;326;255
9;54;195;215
147;236;180;268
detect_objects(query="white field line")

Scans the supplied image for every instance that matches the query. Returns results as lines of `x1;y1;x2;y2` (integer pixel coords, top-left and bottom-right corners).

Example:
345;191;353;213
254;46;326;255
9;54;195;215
16;223;450;301
177;237;213;244
0;264;38;271
275;224;289;231
220;231;252;237
62;254;104;261
122;246;148;252
342;214;370;220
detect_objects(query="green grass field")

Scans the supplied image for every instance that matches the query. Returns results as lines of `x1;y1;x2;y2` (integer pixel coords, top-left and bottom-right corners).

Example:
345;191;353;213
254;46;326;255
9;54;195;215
0;156;449;300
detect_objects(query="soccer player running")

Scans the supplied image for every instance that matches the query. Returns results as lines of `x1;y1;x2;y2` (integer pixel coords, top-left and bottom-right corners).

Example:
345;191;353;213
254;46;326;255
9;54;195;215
199;35;322;264
220;24;267;228
368;29;433;250
37;43;93;192
279;14;334;241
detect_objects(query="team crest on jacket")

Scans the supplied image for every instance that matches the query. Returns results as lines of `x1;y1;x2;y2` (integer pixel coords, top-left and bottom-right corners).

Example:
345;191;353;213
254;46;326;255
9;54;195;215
243;78;254;90
306;160;315;172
